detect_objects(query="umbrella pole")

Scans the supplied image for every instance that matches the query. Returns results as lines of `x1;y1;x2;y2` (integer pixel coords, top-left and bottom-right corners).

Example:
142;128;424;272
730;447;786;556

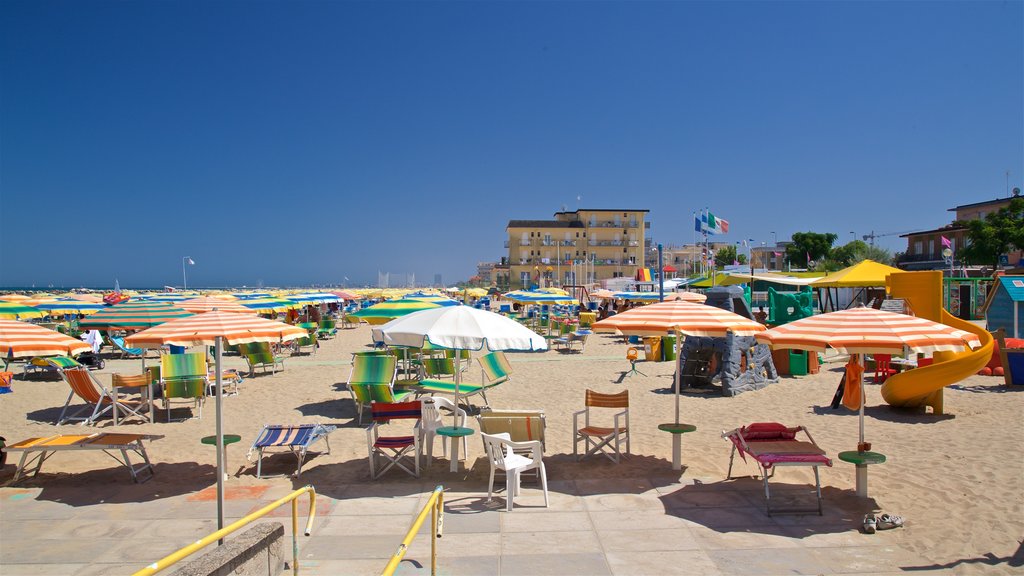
674;331;681;423
858;353;865;446
215;336;225;542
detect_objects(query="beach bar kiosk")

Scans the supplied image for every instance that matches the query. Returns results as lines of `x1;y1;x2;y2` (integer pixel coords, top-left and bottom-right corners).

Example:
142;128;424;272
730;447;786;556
985;276;1024;339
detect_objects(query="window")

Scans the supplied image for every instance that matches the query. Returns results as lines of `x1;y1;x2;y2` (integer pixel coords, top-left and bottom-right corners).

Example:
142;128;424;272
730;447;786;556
914;241;923;255
929;239;935;256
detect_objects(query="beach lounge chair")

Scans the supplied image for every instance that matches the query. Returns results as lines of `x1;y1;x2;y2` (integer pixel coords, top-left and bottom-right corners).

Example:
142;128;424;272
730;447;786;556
420;396;468;467
159;353;208;421
241;342;285;377
5;432;159;484
317;319;337;340
23;355;83;380
573;389;630;463
481;432;549;512
291;332;318;356
553;331;588;353
366;401;422;479
722;422;833;515
342;315;360;329
346;355;410;424
477;408;546;452
247;423;337;478
57;366;147;426
110;335;145;359
417;351;513;408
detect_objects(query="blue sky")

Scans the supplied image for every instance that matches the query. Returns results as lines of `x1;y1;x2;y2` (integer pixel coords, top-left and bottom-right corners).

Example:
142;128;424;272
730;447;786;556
1;1;1021;289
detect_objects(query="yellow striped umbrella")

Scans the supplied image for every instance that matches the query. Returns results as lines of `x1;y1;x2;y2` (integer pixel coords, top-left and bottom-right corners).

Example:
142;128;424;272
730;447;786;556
0;302;46;320
126;311;308;533
179;296;257;315
1;319;91;363
754;306;982;448
239;297;302;313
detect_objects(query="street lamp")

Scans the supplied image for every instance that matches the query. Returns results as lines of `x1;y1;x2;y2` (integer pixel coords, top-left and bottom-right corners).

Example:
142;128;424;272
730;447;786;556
850;231;856;243
182;257;195;290
657;243;664;302
770;231;777;247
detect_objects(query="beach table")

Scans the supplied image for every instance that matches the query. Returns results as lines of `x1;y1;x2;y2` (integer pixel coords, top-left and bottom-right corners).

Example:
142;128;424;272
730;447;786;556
838;450;886;498
658;422;697;470
436;426;474;473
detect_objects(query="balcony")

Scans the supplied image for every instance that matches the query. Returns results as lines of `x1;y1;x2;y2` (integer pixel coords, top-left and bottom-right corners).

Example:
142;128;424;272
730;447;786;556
897;253;945;264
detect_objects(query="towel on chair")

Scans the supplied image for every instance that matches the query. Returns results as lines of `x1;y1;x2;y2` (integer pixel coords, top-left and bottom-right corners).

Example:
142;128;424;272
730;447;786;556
842;355;864;411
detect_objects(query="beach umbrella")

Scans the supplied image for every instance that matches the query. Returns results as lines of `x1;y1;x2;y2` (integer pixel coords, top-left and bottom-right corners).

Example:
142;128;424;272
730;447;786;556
754;306;981;448
78;300;193;331
31;298;107;316
179;296;257;315
590;289;615;299
613;291;664;302
503;290;575;305
664;292;707;303
330;290;360;300
0;294;32;302
287;292;342;305
239;297;301;313
373;306;547;427
349;298;442;325
0;320;91;368
126;311;307;533
593;301;766;467
0;302;45;320
404;292;461;307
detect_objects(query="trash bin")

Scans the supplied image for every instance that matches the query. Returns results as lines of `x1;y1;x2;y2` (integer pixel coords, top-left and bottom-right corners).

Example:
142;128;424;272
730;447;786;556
771;349;790;375
628;335;641;345
588;302;598;311
662;335;677;362
644;337;662;362
789;350;808;376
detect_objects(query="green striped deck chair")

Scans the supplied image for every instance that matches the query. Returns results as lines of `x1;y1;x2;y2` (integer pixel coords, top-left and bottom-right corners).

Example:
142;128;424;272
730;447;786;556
24;355;81;379
317;319;337;339
420;357;456;380
159;353;208;421
346;355;402;424
291;332;318;356
418;352;513;408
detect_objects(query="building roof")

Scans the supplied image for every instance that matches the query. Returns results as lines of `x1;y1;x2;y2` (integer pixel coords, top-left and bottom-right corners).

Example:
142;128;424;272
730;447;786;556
948;195;1019;212
900;224;967;238
996;276;1024;302
553;208;650;215
506;220;585;229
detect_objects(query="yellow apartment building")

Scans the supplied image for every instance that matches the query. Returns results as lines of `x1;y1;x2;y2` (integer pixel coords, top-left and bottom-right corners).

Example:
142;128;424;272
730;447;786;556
505;209;649;289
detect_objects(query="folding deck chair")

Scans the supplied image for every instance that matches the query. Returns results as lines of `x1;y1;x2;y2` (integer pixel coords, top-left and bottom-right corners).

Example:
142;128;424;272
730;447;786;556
366;401;422;479
417;351;513;408
23;355;81;380
110;335;146;359
247;423;337;478
240;342;285;377
5;432;160;483
57;366;148;426
722;422;833;515
573;389;630;463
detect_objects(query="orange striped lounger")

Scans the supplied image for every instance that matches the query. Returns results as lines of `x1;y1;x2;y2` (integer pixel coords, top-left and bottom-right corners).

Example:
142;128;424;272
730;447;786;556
5;433;160;484
722;422;832;515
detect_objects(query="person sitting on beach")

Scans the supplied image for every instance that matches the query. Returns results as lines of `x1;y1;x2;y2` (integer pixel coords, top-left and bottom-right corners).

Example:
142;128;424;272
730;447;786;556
754;306;768;324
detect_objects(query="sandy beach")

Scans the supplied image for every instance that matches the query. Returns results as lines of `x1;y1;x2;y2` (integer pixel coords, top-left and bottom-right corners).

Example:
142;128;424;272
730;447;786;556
1;323;1022;574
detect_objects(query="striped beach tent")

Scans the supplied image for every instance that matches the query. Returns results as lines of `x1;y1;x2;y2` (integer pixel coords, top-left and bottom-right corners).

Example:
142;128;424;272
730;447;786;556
0;320;91;362
349;299;442;325
0;302;45;320
78;300;193;330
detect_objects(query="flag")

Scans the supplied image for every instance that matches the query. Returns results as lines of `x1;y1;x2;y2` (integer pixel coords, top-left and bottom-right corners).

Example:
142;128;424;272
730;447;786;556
773;251;782;257
806;251;811;264
706;212;729;235
694;214;702;233
701;212;709;233
941;236;951;248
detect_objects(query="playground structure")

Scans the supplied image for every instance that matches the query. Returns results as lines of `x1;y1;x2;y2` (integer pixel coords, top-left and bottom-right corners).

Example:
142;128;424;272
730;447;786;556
679;286;778;396
881;271;993;414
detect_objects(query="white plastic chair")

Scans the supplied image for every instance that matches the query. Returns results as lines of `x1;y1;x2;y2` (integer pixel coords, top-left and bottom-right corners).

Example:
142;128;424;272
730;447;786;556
420;396;468;467
481;432;549;512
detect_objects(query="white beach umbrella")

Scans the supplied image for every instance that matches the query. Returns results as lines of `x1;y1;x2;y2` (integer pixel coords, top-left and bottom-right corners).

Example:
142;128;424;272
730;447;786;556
373;306;547;426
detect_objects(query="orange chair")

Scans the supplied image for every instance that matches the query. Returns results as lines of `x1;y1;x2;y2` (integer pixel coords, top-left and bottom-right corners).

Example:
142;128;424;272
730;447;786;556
873;354;898;383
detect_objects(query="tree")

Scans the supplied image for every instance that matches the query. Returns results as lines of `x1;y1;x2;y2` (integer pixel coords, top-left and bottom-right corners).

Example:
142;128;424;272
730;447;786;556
959;197;1024;269
715;245;738;270
853;244;894;266
785;232;838;268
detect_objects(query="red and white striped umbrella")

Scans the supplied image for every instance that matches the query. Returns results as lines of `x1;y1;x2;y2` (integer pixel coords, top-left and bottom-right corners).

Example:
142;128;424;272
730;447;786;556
664;292;707;303
179;296;257;315
753;307;981;355
0;319;91;360
592;300;765;337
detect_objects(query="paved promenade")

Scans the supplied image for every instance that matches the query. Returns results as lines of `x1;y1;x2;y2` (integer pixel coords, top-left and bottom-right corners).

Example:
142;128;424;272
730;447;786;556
0;470;942;575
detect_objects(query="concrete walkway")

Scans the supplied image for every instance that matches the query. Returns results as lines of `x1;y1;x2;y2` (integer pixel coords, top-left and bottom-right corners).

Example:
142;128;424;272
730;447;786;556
0;471;933;575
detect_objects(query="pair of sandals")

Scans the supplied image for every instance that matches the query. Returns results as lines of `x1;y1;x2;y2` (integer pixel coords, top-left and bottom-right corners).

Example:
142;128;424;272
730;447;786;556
863;513;904;533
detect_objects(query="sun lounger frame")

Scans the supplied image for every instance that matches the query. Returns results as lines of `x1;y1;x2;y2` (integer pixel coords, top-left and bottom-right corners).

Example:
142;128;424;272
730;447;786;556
5;433;159;484
247;423;336;479
722;423;832;516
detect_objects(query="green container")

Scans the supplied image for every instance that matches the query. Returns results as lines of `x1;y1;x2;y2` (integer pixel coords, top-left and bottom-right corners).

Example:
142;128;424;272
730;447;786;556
662;335;677;361
789;350;808;376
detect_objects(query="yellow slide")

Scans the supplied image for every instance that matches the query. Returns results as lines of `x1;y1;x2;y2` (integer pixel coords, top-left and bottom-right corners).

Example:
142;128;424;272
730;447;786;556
881;271;993;414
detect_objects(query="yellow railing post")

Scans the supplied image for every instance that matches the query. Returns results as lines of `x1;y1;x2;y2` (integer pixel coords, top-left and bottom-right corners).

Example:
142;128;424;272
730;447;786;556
134;485;316;576
381;485;444;576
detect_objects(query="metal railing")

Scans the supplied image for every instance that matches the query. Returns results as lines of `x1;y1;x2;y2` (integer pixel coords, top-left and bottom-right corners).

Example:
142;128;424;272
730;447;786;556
133;485;317;576
381;485;445;576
